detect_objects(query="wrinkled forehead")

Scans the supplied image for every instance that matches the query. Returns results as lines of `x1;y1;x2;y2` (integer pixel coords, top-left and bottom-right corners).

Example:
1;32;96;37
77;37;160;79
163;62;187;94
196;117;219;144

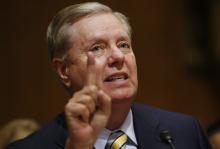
69;13;130;43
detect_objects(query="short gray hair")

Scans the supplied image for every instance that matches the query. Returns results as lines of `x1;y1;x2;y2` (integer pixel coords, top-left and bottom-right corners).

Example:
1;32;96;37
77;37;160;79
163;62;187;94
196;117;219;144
47;2;132;59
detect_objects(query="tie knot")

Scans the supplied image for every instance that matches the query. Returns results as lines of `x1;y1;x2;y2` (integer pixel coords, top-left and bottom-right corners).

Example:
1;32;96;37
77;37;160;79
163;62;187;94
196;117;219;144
105;130;128;149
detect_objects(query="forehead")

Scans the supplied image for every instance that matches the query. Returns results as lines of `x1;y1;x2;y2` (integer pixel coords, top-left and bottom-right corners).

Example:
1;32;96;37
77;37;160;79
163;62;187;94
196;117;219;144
69;13;129;44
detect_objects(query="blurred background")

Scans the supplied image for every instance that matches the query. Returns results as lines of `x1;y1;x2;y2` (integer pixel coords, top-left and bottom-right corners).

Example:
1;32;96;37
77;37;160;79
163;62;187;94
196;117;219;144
0;0;219;129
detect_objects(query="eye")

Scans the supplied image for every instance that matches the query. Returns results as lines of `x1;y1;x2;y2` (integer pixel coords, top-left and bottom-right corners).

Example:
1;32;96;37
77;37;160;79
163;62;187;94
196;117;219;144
118;42;130;49
90;44;105;52
89;44;106;57
90;45;102;51
118;41;131;54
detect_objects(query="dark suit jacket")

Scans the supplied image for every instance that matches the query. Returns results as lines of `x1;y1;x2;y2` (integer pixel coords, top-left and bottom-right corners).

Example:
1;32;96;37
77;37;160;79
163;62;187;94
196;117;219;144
6;103;211;149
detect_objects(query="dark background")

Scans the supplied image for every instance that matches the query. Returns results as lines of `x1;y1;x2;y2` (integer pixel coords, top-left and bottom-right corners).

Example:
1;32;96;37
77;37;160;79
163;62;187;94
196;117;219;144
1;0;219;128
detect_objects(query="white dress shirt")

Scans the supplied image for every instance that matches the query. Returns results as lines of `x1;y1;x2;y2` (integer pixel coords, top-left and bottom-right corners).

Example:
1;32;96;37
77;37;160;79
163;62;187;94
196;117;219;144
94;109;137;149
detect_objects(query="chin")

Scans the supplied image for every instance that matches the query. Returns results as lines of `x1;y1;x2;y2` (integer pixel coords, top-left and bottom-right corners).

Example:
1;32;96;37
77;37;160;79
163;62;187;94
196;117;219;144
107;88;137;104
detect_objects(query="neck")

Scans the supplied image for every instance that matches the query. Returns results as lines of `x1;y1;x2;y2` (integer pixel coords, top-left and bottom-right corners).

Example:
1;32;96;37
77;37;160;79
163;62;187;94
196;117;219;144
106;102;131;130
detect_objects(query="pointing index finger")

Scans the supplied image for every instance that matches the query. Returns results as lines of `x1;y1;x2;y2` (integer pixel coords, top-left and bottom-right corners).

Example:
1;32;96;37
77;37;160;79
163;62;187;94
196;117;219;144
86;52;98;86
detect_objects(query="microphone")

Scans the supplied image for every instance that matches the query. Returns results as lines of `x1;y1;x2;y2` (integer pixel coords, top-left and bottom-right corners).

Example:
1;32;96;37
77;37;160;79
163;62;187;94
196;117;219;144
160;130;176;149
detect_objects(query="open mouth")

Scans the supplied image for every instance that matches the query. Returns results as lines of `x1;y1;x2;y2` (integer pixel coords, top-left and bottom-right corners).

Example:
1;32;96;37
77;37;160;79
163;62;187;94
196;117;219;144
104;73;128;82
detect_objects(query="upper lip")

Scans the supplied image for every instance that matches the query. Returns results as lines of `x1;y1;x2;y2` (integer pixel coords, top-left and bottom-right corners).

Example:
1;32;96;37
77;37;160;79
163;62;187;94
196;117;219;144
104;72;129;82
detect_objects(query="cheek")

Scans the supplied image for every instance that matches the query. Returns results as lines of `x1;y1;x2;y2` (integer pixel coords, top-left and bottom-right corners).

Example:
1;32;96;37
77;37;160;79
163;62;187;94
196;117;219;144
69;67;85;88
127;55;138;76
68;60;88;88
126;55;138;88
94;58;107;79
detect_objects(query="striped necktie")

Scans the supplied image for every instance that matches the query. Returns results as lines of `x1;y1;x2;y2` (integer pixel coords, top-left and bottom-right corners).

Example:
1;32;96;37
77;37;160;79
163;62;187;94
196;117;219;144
105;130;128;149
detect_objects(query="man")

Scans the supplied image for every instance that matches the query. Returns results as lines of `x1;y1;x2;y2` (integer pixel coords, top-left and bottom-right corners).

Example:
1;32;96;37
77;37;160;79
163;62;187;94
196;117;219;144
6;2;211;149
0;119;39;148
207;119;220;149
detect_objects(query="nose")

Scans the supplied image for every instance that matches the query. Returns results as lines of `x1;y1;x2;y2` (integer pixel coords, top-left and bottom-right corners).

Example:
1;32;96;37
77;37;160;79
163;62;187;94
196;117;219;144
107;46;125;69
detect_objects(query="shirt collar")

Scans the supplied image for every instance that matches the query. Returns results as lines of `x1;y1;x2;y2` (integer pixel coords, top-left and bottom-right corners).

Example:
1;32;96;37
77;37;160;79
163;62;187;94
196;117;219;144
118;109;137;145
95;109;137;146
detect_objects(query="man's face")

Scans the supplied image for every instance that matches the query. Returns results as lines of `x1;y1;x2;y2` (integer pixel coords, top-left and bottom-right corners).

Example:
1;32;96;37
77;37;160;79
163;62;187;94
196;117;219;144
61;13;138;104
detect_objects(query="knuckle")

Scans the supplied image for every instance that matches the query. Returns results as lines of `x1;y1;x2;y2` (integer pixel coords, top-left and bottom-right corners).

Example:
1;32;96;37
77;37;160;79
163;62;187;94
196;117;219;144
65;103;72;113
74;90;83;97
88;85;98;92
80;104;87;111
82;95;91;102
65;100;75;109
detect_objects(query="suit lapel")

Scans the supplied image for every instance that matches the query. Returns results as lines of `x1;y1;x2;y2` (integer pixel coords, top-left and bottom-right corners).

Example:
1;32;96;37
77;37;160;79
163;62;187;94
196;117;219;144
132;104;161;149
53;113;69;148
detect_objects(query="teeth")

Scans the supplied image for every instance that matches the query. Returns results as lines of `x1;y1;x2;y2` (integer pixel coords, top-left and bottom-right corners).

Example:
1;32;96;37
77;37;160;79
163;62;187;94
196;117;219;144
106;74;127;82
110;76;124;81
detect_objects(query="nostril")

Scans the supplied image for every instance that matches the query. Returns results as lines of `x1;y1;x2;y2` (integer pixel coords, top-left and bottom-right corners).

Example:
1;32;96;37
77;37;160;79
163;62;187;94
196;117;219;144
107;57;124;69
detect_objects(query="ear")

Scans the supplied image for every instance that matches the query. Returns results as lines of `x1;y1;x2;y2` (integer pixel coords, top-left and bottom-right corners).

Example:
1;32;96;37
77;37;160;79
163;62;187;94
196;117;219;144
52;58;71;87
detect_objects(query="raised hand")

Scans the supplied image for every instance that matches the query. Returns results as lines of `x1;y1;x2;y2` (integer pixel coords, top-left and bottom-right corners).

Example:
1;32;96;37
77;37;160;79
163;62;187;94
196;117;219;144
65;52;111;149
